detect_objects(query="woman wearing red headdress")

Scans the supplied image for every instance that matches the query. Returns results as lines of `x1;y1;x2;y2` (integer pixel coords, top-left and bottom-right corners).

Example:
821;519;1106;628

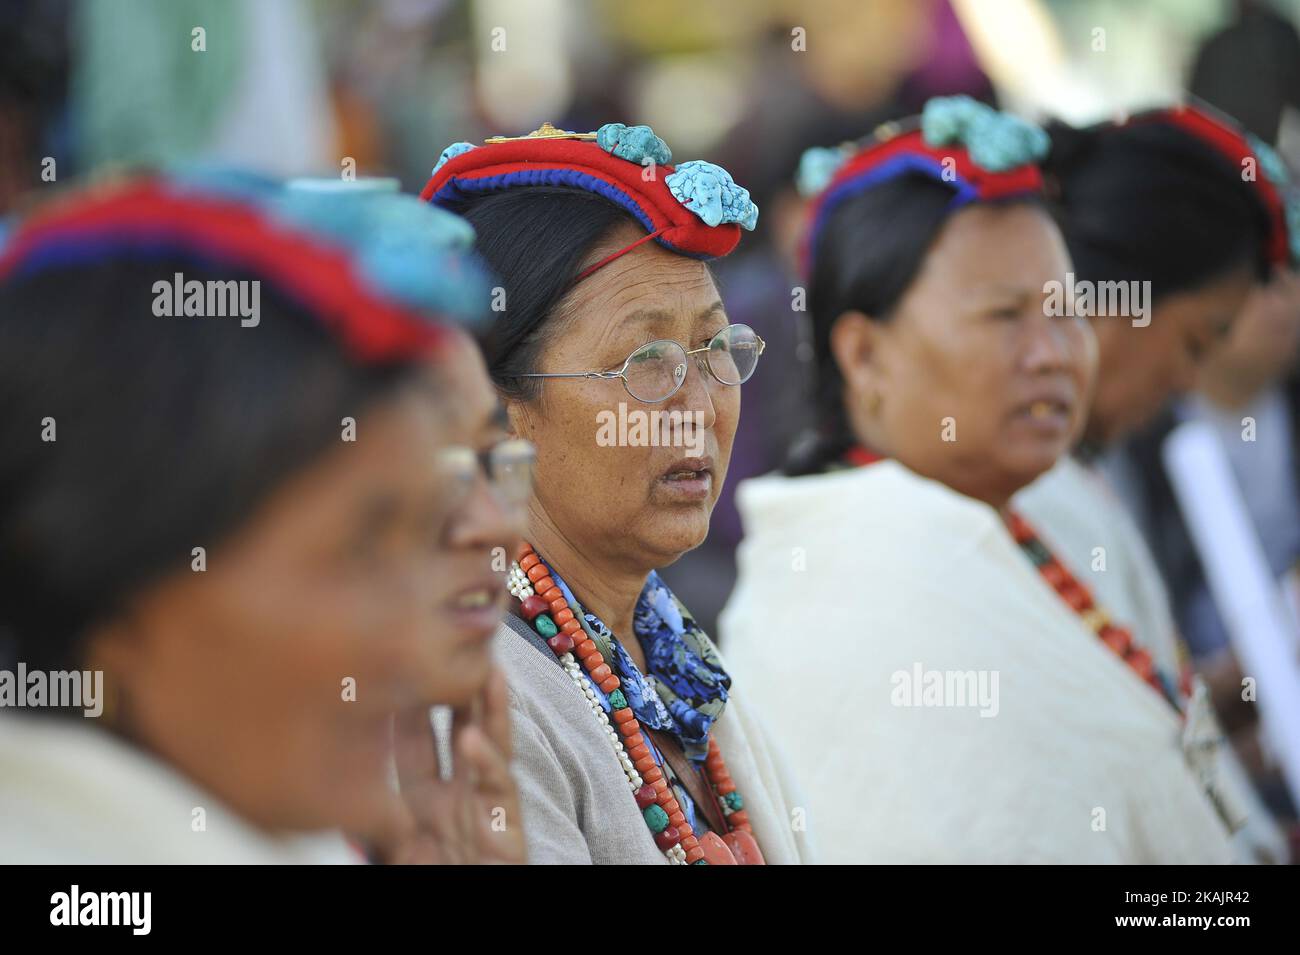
1010;104;1299;862
721;97;1236;863
0;174;526;863
424;123;812;864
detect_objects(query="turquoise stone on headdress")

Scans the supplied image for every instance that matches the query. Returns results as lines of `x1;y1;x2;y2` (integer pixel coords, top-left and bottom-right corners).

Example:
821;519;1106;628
273;178;490;325
595;122;755;230
596;123;672;166
922;95;1050;172
285;177;400;194
431;141;476;177
164;164;286;205
665;160;759;231
427;120;760;248
278;178;475;250
1248;134;1300;265
1248;134;1288;186
796;145;850;197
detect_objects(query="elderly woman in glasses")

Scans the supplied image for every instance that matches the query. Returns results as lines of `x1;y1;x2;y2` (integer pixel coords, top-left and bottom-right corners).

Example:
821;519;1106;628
422;123;811;865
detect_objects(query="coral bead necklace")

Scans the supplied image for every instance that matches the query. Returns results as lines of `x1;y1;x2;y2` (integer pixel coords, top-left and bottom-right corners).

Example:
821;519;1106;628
1004;511;1189;715
506;542;759;864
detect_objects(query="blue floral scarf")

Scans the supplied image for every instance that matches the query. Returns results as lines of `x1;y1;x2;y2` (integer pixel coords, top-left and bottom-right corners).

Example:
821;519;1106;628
544;564;731;767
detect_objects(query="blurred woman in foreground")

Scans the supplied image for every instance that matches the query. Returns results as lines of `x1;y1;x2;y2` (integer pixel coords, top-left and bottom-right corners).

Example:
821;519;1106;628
722;97;1234;862
0;174;526;863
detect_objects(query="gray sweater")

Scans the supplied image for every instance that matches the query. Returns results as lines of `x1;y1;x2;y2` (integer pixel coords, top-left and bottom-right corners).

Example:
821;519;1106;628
495;616;814;864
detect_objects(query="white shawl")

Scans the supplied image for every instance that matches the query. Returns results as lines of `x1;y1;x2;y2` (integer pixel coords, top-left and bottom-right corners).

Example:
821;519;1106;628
1016;455;1288;863
0;716;360;863
719;460;1234;863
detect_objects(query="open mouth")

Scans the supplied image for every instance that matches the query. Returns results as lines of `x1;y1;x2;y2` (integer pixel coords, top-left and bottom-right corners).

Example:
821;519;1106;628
444;582;504;637
662;467;711;482
1015;396;1074;433
656;456;715;501
452;588;495;609
659;455;714;482
1027;399;1070;420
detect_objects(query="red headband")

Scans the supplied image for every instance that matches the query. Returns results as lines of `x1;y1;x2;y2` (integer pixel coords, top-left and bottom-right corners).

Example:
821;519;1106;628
420;124;749;285
1124;104;1290;268
0;179;452;363
800;127;1045;276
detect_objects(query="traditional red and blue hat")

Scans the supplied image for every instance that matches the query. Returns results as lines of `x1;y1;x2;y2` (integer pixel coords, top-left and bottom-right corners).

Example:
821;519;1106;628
1122;102;1296;268
421;122;758;283
0;172;490;362
798;96;1049;277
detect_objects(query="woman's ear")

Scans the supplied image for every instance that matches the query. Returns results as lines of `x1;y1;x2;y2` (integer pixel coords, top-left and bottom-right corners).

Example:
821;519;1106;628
504;398;530;441
80;611;147;727
829;310;885;398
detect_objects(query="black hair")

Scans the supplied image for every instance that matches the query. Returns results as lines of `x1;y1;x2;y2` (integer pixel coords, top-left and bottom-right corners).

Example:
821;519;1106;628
786;175;1043;476
0;256;419;677
447;187;648;400
1043;117;1274;301
787;115;1278;478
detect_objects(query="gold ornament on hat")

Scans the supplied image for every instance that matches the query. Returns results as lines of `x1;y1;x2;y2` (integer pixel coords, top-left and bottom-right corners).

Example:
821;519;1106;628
484;122;597;144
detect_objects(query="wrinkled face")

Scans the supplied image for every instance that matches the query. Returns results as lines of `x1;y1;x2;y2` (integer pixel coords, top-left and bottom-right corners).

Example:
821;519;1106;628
844;203;1093;507
1086;262;1256;446
507;222;740;573
89;332;516;840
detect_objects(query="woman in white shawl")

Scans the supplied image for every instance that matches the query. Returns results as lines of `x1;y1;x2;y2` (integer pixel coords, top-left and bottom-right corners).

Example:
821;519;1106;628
1012;105;1299;862
720;97;1235;863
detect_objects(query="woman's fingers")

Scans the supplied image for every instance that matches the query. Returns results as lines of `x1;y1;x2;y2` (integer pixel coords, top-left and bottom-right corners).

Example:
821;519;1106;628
385;674;521;863
366;789;418;864
461;722;514;801
457;723;527;863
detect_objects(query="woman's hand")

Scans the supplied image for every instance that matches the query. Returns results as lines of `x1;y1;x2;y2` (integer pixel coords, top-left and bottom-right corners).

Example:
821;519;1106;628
384;667;526;864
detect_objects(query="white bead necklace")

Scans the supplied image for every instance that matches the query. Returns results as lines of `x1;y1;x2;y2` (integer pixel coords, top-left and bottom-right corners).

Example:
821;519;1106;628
507;560;687;864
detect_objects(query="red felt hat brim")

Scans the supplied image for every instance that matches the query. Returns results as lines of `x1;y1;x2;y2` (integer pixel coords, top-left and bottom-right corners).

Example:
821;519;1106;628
0;181;451;363
421;138;741;260
800;130;1045;275
1133;106;1290;268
